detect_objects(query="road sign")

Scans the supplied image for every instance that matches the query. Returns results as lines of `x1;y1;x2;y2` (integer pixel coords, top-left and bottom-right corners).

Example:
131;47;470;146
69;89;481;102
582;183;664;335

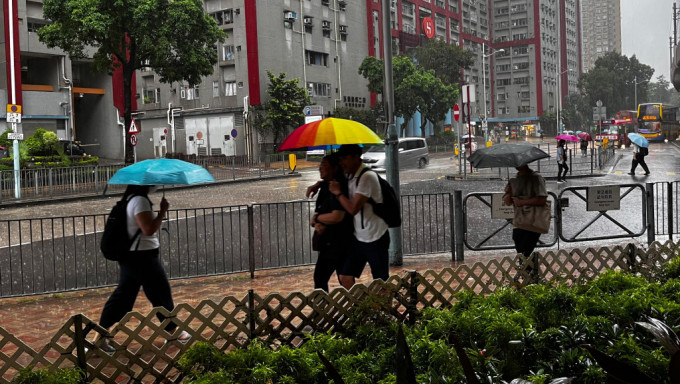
128;118;139;134
130;134;138;147
8;133;23;140
453;104;460;121
422;17;434;38
6;104;21;114
6;112;21;123
303;105;323;116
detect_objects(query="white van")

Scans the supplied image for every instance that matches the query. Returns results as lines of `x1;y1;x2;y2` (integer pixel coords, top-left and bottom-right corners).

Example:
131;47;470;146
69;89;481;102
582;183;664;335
362;137;429;171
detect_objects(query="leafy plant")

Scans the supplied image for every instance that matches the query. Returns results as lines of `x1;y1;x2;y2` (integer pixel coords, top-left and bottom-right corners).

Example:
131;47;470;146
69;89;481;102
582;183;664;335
13;366;83;384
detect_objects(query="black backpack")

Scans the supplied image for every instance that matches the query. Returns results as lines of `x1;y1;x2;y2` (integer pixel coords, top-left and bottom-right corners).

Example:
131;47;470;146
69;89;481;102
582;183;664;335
100;195;142;261
356;168;402;228
639;146;649;156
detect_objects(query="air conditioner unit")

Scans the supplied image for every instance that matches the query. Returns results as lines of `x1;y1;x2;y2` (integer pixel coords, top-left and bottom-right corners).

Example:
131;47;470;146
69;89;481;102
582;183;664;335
322;20;331;29
284;11;297;21
339;25;348;34
303;16;313;25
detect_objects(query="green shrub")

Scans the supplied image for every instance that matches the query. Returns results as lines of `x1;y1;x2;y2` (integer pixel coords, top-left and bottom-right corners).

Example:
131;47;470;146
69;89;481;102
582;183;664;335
13;367;83;384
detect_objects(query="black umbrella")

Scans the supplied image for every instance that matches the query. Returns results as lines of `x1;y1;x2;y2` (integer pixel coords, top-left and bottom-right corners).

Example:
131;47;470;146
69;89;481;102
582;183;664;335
468;143;550;168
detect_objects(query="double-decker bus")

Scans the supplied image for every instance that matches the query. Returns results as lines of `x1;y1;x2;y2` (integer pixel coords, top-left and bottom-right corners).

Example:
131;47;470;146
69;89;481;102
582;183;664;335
599;118;635;147
636;103;680;142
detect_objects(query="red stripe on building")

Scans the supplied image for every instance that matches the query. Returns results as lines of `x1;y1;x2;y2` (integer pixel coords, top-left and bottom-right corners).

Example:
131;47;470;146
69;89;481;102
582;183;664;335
4;0;22;106
245;1;261;106
533;1;543;116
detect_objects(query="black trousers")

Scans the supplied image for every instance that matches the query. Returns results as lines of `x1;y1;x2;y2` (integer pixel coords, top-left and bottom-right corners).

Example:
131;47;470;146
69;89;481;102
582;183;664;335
557;163;569;180
314;245;345;292
631;156;650;174
99;249;176;331
513;228;541;271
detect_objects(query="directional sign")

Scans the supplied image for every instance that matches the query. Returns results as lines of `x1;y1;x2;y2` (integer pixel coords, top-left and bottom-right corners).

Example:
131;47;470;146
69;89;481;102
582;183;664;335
8;133;23;140
453;104;460;122
130;134;138;147
128;118;139;134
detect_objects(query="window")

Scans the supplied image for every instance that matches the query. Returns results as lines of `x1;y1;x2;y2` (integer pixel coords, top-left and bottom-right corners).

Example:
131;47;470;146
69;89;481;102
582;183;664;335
306;50;329;66
210;9;233;25
212;81;219;97
143;88;159;104
222;45;235;61
307;82;331;97
225;81;237;96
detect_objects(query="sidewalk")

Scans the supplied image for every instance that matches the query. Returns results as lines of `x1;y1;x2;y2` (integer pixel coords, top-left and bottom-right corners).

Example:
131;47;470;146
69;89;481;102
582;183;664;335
0;251;501;352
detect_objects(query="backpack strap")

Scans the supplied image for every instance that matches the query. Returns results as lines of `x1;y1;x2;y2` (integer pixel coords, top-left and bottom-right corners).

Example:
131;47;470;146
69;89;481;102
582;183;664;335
355;167;372;229
126;194;146;252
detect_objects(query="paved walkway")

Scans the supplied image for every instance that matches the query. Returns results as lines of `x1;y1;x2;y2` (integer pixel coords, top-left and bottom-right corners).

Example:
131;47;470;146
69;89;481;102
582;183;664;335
0;251;506;352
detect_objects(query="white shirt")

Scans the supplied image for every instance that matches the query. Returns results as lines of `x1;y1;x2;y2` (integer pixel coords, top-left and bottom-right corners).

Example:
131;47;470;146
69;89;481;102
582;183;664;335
126;195;160;251
348;164;388;243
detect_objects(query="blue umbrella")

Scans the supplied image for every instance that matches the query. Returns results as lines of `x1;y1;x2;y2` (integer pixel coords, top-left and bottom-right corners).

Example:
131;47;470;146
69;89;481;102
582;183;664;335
107;159;215;186
627;133;649;148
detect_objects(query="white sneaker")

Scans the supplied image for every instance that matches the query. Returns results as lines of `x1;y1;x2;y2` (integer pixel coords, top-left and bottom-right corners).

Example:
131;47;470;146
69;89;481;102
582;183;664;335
164;330;191;345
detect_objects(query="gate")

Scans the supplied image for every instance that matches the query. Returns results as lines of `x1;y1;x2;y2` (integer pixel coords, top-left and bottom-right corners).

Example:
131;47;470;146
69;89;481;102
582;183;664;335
463;191;558;251
557;183;647;242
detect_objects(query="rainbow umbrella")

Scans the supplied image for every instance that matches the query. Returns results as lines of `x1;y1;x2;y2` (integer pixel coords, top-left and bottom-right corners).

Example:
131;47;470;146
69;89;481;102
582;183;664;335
278;118;384;151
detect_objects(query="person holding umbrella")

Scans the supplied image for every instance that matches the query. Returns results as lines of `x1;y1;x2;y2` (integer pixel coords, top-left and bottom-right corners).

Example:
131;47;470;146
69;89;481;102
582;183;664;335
503;164;548;282
556;139;569;182
627;133;650;176
310;154;352;292
96;185;189;352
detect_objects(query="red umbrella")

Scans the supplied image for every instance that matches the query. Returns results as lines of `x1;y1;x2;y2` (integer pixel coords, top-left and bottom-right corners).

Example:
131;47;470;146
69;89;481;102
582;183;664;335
577;132;592;141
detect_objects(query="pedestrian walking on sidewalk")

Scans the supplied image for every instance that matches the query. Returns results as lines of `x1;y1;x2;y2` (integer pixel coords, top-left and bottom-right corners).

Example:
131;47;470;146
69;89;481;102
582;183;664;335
310;154;352;292
628;143;650;175
556;139;569;182
96;185;188;352
329;144;390;289
580;139;588;157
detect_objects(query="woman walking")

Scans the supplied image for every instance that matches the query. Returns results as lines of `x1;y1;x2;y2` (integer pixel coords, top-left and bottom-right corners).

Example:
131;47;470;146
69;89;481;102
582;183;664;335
97;185;188;352
310;154;351;291
556;139;569;182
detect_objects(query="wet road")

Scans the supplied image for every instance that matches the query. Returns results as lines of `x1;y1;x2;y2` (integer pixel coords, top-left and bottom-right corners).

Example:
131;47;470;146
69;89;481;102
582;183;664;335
2;142;678;249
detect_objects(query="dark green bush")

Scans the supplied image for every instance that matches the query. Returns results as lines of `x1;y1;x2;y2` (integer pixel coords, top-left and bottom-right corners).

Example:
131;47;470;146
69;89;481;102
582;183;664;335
13;366;82;384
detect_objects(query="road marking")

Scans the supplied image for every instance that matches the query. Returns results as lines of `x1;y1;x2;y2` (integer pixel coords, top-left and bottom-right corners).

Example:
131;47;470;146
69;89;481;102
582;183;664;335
667;172;676;175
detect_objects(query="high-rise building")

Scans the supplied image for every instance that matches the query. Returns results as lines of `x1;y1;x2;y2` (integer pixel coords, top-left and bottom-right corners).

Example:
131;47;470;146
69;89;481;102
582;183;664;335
368;0;581;135
580;0;621;72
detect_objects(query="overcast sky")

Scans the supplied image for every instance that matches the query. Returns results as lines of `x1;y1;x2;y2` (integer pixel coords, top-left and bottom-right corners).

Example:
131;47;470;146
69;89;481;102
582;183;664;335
620;0;676;81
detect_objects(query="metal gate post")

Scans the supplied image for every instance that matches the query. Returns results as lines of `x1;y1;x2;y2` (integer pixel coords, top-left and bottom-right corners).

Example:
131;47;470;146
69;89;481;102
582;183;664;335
49;168;54;196
668;182;674;241
454;190;464;261
232;156;236;181
73;314;88;382
646;183;655;244
248;204;255;279
569;149;572;175
449;193;455;261
247;289;256;340
94;165;99;193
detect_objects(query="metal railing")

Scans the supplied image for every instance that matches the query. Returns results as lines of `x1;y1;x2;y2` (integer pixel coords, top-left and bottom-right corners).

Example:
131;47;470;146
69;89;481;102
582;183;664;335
0;154;291;202
0;193;451;298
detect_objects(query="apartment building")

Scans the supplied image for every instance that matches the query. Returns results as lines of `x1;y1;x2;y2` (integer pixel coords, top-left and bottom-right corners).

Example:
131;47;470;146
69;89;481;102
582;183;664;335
580;0;621;72
0;0;123;159
135;0;370;159
368;0;581;133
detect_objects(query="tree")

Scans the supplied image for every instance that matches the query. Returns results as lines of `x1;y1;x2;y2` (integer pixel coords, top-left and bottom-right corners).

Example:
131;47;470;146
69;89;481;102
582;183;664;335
578;52;654;116
413;38;474;87
333;107;382;133
561;93;590;132
539;110;557;136
38;0;226;163
261;71;311;147
647;75;676;104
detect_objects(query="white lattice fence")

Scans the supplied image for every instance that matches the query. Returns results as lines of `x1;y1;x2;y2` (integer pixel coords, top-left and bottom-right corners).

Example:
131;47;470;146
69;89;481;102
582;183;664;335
1;241;679;383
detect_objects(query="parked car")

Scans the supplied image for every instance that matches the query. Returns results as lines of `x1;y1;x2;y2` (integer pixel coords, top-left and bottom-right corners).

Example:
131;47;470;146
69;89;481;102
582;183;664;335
362;137;429;171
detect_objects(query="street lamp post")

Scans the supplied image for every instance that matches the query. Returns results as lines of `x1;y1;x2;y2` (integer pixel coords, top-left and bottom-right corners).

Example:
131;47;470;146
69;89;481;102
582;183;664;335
556;68;572;134
481;43;504;143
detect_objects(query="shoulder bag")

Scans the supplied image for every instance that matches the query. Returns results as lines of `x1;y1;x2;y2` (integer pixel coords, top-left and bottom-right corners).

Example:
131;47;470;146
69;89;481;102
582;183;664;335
513;198;552;234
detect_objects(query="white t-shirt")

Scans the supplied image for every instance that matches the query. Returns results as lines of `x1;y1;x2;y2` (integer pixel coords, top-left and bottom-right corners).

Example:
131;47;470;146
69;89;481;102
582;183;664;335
348;165;388;243
126;195;159;251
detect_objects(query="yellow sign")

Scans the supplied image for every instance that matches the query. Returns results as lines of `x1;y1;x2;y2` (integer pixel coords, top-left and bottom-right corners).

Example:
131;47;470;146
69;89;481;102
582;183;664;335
288;154;297;172
6;104;21;114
